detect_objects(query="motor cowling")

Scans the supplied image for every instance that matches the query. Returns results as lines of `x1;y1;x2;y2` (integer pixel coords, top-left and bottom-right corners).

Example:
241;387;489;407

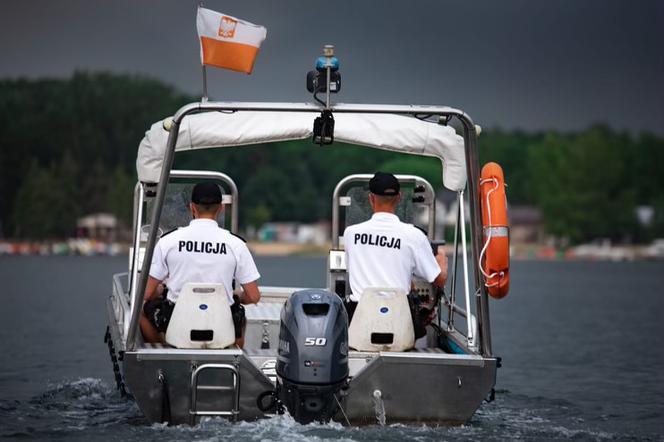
276;289;348;423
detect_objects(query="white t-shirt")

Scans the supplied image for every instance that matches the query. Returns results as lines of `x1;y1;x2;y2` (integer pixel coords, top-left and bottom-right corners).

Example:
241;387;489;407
343;212;441;302
149;219;260;304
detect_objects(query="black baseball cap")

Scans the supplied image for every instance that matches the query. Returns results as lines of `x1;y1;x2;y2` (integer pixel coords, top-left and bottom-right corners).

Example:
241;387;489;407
191;182;222;204
369;172;400;196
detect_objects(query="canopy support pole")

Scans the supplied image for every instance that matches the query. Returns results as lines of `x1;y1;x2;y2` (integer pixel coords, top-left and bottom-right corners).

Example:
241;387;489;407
126;122;180;351
459;120;492;357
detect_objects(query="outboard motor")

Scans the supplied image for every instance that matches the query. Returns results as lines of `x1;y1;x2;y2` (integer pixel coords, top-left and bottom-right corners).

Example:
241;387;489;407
276;289;348;423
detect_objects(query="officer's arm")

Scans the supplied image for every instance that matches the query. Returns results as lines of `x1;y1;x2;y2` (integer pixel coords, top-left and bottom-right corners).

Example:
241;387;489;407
432;248;449;288
143;276;162;302
145;240;167;302
238;281;261;304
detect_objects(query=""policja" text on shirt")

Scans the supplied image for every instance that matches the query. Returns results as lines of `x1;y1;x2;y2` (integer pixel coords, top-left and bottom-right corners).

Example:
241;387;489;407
353;233;401;249
178;240;227;254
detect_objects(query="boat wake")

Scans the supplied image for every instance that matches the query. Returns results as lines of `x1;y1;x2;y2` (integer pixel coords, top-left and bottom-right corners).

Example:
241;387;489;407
0;378;143;440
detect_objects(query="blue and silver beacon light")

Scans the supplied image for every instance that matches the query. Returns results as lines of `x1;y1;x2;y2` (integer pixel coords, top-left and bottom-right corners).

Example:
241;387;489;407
308;45;341;145
307;45;342;100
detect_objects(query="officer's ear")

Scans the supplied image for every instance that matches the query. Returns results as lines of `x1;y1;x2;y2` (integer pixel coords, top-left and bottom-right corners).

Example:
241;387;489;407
190;202;197;219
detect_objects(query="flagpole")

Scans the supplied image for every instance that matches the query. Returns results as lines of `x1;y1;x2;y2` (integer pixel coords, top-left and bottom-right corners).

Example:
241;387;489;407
201;65;209;103
198;1;208;103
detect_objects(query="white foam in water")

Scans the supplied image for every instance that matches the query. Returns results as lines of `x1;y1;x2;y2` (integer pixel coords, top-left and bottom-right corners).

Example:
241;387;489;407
147;413;355;442
549;426;616;440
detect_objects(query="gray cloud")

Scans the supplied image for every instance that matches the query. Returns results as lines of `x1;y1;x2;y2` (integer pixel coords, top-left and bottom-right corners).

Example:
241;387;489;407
1;0;662;134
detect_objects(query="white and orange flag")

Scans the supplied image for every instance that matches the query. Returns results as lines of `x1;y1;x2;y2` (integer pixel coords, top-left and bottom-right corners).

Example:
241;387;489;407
196;7;267;74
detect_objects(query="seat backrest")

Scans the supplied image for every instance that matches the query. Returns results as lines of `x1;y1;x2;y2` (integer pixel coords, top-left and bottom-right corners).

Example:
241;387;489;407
165;282;235;349
348;287;414;352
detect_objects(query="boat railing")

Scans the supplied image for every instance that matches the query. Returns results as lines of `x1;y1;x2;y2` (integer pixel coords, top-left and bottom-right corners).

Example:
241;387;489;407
328;173;479;351
435;189;479;350
112;272;130;341
126;170;240;345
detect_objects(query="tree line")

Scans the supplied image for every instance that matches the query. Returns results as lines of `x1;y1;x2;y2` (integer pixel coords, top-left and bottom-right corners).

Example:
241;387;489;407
1;72;662;244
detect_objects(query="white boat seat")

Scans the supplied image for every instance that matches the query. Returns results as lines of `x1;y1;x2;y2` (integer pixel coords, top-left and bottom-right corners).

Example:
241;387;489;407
165;282;236;349
348;287;415;352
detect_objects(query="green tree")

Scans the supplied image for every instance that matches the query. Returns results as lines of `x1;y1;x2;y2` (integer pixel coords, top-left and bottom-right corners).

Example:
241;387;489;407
12;160;60;239
51;150;82;235
0;72;192;236
528;126;636;244
247;204;271;230
377;156;443;189
479;129;544;204
106;166;135;227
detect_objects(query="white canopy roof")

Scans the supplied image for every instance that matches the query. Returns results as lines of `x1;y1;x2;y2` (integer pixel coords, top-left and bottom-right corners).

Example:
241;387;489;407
136;110;467;191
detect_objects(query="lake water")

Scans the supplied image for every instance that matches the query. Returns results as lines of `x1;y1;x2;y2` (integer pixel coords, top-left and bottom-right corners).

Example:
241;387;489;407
0;256;662;441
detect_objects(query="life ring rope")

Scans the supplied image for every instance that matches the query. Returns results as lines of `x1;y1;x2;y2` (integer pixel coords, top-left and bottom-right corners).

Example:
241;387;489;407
478;176;502;286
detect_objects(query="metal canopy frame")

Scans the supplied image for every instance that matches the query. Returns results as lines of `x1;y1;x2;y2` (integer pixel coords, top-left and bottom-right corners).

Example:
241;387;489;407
331;173;437;247
125;170;239;338
125;101;492;357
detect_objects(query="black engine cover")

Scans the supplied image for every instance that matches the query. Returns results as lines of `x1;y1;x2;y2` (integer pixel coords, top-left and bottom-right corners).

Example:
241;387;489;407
276;289;348;423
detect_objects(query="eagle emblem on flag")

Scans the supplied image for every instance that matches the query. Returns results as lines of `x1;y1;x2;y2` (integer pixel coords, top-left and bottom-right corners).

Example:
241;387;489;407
197;7;266;73
218;16;237;38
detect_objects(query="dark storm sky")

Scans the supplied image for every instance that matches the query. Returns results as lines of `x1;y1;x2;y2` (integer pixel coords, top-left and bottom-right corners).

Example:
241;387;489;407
1;0;662;134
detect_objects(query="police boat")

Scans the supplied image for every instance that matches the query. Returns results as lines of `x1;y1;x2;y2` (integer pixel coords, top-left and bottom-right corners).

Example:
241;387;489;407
105;46;508;425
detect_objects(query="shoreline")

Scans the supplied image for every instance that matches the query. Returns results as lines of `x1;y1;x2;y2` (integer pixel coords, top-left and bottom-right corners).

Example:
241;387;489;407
1;239;662;261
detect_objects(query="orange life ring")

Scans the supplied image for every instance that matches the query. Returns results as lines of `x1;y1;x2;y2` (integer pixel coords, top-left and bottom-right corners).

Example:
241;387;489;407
479;162;510;299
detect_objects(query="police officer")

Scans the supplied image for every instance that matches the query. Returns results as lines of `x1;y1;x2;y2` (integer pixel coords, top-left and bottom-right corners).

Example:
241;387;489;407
140;182;261;346
343;172;448;320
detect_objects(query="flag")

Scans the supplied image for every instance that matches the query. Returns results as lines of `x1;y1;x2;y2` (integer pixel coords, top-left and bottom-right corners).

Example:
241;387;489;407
196;7;267;74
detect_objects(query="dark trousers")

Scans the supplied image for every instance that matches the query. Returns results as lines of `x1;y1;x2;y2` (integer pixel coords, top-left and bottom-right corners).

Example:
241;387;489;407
344;300;358;324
